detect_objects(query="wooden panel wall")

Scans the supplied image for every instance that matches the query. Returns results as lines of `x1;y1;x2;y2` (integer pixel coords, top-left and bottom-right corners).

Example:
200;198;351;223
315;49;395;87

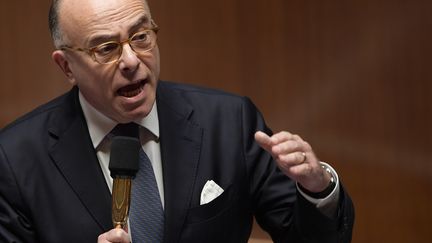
1;0;431;242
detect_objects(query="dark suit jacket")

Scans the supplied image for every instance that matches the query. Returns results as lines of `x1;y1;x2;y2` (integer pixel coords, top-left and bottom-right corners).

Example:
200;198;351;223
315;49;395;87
0;81;354;243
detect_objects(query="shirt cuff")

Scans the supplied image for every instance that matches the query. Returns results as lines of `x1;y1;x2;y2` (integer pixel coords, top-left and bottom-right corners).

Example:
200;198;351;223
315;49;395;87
296;162;340;218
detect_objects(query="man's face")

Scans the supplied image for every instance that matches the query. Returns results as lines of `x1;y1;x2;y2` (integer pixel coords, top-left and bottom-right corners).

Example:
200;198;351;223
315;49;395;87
54;0;160;123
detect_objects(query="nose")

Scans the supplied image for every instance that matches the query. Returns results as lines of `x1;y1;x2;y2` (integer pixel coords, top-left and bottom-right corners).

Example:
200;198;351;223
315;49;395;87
118;44;140;73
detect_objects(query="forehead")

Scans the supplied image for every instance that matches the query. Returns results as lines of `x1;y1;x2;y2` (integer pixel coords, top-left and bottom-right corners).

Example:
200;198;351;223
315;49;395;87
59;0;151;42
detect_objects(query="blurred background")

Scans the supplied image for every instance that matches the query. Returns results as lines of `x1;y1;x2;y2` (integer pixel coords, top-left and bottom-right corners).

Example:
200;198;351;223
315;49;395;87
1;0;431;242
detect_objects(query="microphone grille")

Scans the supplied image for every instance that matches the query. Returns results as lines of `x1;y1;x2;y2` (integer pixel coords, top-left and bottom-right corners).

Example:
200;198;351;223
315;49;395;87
109;136;140;178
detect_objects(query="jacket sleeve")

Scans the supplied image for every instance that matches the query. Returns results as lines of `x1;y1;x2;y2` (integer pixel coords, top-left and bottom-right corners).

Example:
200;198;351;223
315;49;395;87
240;97;354;243
0;144;37;243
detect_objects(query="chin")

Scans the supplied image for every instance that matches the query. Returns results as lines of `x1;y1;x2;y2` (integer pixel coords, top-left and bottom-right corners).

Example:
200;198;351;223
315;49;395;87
124;108;152;122
114;100;154;122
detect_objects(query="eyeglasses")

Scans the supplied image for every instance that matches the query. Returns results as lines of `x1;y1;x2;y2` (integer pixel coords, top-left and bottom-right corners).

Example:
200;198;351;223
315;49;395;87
60;24;159;64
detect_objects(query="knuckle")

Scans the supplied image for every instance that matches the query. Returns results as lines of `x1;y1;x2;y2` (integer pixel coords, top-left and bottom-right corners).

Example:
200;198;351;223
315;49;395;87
288;165;299;175
115;229;125;238
303;141;311;149
280;131;292;140
271;146;279;155
293;142;301;151
297;152;303;161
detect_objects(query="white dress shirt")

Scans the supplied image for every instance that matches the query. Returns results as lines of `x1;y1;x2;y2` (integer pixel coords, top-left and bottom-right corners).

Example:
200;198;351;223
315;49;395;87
79;92;165;208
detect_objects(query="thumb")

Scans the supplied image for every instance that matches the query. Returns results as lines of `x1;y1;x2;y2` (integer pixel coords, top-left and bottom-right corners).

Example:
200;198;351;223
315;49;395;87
254;131;273;153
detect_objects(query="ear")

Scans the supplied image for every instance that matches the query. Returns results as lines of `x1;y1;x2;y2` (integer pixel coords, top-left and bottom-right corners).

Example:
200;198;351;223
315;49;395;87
52;50;77;85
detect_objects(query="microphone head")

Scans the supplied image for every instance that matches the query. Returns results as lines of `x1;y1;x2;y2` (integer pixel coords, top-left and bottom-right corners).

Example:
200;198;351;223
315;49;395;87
109;136;140;178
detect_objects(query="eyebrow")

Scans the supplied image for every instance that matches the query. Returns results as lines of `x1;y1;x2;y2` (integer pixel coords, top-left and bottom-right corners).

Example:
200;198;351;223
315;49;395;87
87;34;117;48
129;15;150;33
87;15;150;47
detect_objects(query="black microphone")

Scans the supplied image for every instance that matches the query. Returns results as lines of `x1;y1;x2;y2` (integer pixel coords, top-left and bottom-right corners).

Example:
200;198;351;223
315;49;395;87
108;136;140;229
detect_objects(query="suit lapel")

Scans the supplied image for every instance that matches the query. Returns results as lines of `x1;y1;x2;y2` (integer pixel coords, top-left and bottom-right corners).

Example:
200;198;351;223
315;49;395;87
48;88;112;232
157;83;203;243
46;84;204;239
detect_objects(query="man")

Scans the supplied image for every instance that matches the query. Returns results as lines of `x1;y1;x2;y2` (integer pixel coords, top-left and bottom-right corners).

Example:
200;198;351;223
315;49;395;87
0;0;354;242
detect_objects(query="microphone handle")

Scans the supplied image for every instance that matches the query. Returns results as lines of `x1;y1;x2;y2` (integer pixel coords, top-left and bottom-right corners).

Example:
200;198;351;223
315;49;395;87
111;177;132;229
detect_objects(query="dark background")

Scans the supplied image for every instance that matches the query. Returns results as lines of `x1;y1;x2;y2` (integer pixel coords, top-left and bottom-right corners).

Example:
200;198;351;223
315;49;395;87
1;1;431;242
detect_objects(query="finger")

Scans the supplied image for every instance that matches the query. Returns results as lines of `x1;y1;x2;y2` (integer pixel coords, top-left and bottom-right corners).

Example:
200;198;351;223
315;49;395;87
269;131;294;144
254;131;272;152
275;151;307;167
291;134;303;142
291;135;313;152
272;140;304;155
101;228;130;243
97;232;108;243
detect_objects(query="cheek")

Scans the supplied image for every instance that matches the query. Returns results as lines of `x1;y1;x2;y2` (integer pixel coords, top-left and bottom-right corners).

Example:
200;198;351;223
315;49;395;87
144;46;160;77
74;66;116;101
154;46;161;76
81;82;111;103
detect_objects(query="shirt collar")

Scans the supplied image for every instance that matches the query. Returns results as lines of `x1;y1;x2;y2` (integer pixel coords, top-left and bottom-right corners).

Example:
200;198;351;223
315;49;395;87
79;91;160;149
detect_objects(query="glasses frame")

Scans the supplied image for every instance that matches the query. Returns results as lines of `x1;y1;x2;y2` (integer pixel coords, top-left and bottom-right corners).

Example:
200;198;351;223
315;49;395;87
60;21;159;64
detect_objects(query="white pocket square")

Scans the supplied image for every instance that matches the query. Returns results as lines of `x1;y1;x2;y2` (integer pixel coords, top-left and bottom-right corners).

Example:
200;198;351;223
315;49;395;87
200;180;224;205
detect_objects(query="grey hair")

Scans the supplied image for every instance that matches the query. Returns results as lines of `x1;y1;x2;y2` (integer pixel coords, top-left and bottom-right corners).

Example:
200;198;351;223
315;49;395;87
48;0;64;48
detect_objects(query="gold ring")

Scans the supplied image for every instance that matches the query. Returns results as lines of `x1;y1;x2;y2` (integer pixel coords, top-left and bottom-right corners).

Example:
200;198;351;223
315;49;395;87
301;152;307;163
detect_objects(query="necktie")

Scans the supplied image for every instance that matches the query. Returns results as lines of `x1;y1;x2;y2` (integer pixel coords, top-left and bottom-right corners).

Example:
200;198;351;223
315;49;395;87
111;123;164;242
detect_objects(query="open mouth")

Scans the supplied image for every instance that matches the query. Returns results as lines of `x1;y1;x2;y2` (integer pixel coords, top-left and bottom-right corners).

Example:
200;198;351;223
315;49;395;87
117;80;146;98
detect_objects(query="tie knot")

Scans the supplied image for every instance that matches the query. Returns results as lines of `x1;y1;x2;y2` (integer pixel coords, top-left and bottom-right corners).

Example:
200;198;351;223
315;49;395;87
111;123;139;138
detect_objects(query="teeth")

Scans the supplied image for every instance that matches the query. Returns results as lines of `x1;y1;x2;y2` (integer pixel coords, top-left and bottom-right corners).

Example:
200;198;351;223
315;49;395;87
121;86;143;97
118;81;144;97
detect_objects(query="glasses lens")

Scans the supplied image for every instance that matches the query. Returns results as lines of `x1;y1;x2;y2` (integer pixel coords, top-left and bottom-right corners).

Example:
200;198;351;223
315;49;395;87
93;42;120;64
90;29;157;64
130;30;155;52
